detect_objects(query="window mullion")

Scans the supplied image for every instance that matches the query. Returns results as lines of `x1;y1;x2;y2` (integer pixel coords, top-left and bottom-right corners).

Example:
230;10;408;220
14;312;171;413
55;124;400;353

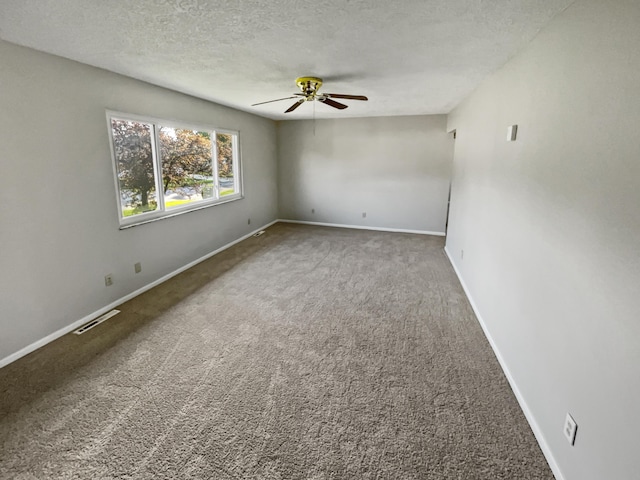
152;124;165;211
232;134;239;194
212;130;220;200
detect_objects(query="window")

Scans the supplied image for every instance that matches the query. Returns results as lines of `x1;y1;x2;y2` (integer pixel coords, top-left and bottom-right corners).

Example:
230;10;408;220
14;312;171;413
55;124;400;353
108;112;241;227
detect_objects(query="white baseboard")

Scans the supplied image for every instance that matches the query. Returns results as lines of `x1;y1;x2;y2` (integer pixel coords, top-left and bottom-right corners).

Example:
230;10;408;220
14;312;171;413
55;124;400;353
278;219;445;237
0;220;279;370
443;246;565;480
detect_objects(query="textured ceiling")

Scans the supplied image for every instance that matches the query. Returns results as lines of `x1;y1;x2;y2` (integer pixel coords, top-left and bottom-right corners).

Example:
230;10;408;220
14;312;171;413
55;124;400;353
0;0;574;120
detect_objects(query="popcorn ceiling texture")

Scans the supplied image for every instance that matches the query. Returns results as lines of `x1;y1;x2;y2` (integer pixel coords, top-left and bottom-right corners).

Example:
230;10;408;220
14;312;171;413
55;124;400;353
0;224;553;479
0;0;573;119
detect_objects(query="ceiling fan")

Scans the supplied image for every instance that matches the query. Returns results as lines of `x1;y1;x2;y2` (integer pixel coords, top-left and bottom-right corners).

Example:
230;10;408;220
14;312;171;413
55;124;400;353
252;76;368;113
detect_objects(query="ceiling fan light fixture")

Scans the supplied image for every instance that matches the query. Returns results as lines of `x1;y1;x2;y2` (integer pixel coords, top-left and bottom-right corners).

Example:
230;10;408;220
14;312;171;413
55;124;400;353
295;76;323;97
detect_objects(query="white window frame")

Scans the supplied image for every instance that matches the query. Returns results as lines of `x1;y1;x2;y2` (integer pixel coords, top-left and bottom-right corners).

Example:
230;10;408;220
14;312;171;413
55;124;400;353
106;111;243;229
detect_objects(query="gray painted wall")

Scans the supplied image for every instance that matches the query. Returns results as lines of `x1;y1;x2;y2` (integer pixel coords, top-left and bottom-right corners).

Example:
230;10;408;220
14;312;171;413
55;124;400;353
446;1;640;479
277;116;453;233
0;40;278;362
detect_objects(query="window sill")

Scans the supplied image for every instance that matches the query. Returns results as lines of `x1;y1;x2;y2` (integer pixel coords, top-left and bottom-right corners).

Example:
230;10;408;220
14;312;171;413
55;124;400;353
118;194;244;230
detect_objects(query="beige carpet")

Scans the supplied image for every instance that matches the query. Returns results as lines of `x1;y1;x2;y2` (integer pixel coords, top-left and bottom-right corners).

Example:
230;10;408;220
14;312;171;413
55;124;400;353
0;223;553;479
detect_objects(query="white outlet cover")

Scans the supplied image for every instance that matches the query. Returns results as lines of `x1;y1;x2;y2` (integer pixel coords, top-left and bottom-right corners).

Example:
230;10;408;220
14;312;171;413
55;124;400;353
564;413;578;445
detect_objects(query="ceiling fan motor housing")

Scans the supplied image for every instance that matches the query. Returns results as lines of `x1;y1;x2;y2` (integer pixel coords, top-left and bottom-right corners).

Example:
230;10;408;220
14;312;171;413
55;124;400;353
296;76;323;98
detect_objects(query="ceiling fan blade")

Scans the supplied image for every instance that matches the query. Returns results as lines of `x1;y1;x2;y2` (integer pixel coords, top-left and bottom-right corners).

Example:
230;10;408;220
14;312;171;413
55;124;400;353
324;94;368;101
319;97;348;110
285;99;305;113
252;96;297;106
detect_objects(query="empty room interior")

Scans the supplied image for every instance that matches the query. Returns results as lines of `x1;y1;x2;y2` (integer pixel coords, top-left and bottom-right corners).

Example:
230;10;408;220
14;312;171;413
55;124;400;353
0;1;638;479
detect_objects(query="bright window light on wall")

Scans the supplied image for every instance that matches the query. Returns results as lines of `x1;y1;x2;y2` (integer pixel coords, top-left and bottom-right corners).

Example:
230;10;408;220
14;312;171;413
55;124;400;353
107;112;242;228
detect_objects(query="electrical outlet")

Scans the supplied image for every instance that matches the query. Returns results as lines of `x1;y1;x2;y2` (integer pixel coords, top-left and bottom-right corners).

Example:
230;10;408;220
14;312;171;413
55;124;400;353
311;208;315;214
362;212;367;218
248;218;251;225
104;274;113;287
461;249;464;259
134;262;142;274
564;413;578;446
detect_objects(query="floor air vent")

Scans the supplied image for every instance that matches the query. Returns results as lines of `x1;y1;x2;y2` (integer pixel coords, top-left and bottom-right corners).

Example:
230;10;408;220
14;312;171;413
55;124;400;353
253;231;265;237
73;309;120;335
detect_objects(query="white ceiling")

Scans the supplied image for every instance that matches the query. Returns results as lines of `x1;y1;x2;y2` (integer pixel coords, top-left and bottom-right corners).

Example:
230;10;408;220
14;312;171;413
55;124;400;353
0;0;574;120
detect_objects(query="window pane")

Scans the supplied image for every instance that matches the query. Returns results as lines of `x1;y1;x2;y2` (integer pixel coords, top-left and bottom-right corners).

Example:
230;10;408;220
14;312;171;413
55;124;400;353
217;133;237;196
110;119;158;217
158;127;214;209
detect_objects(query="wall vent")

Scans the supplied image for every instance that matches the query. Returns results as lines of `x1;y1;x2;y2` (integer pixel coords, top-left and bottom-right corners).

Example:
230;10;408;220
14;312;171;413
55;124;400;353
73;309;120;335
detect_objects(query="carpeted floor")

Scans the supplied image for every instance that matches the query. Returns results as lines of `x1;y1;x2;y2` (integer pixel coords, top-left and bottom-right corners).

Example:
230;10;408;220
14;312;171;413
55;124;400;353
0;223;553;479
